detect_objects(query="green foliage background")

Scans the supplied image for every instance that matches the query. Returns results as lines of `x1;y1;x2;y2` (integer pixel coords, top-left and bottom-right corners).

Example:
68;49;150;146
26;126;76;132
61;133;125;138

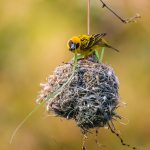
0;0;150;149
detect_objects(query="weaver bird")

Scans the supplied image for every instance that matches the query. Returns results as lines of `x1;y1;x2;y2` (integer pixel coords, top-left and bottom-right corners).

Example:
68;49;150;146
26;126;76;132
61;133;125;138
67;33;119;57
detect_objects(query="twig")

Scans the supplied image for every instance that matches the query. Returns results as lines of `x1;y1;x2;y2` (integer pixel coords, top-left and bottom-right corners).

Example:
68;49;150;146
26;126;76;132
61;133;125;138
107;122;137;149
99;0;141;24
82;134;88;150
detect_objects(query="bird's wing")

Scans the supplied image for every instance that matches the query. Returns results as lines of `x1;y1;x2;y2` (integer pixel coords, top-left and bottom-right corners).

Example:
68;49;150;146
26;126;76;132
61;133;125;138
80;33;119;52
92;33;107;41
90;33;119;52
84;33;107;50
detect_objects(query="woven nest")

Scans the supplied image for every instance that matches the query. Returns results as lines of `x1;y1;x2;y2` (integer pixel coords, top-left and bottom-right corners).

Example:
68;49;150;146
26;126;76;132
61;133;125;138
37;59;120;132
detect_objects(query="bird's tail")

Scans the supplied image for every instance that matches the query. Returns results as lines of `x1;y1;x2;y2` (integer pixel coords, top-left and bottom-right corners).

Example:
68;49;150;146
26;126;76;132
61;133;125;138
99;39;119;52
105;44;119;52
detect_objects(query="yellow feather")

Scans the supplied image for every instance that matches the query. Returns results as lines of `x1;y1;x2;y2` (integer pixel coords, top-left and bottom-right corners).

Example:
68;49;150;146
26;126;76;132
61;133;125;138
67;33;118;57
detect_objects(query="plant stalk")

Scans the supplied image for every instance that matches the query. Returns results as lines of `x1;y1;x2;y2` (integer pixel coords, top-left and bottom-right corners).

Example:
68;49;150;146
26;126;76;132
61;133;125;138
87;0;90;35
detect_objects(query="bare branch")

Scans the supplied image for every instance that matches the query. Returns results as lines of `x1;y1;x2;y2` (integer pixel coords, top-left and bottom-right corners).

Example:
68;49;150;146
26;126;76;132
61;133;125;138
99;0;141;24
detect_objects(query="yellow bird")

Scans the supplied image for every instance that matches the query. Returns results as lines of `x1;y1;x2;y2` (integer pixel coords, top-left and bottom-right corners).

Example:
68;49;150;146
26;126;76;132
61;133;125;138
67;33;119;57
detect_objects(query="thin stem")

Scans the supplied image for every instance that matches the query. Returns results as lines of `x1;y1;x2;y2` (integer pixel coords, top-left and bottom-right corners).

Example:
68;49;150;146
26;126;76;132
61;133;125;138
56;53;77;94
87;0;90;35
10;100;46;144
100;47;105;62
9;56;78;144
107;122;137;149
99;0;141;24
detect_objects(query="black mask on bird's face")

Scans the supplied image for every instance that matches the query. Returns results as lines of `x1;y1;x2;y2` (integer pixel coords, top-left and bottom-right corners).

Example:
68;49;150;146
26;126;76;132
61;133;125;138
68;40;80;51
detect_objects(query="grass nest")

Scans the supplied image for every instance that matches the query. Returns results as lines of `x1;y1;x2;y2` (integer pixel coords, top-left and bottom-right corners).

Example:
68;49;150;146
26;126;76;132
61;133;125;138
37;58;120;132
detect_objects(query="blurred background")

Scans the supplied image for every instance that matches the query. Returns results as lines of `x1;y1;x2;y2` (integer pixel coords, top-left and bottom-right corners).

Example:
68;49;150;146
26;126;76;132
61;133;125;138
0;0;150;150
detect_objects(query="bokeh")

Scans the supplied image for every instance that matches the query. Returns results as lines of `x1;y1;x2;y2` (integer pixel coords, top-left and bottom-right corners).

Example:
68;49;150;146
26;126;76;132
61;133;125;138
0;0;150;150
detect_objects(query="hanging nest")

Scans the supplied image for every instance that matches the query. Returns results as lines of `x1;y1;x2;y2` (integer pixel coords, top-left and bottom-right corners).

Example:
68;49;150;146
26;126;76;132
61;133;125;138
36;58;120;132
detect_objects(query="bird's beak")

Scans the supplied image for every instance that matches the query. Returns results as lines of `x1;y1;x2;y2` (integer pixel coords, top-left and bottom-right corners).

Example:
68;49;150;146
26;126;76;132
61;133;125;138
70;43;76;50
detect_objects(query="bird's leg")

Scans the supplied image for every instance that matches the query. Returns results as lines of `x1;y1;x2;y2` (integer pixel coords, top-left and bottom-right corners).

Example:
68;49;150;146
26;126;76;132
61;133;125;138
95;49;100;62
73;54;85;61
100;47;105;62
77;55;85;60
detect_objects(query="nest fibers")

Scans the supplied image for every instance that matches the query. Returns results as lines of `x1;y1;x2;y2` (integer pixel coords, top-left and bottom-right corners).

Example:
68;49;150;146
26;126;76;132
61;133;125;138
37;59;120;132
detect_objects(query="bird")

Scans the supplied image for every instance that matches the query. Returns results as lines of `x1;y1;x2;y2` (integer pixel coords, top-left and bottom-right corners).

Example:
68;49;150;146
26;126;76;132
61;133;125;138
67;33;119;57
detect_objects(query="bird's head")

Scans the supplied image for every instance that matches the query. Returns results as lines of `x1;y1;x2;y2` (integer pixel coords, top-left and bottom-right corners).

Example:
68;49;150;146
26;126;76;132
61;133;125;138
67;36;81;52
